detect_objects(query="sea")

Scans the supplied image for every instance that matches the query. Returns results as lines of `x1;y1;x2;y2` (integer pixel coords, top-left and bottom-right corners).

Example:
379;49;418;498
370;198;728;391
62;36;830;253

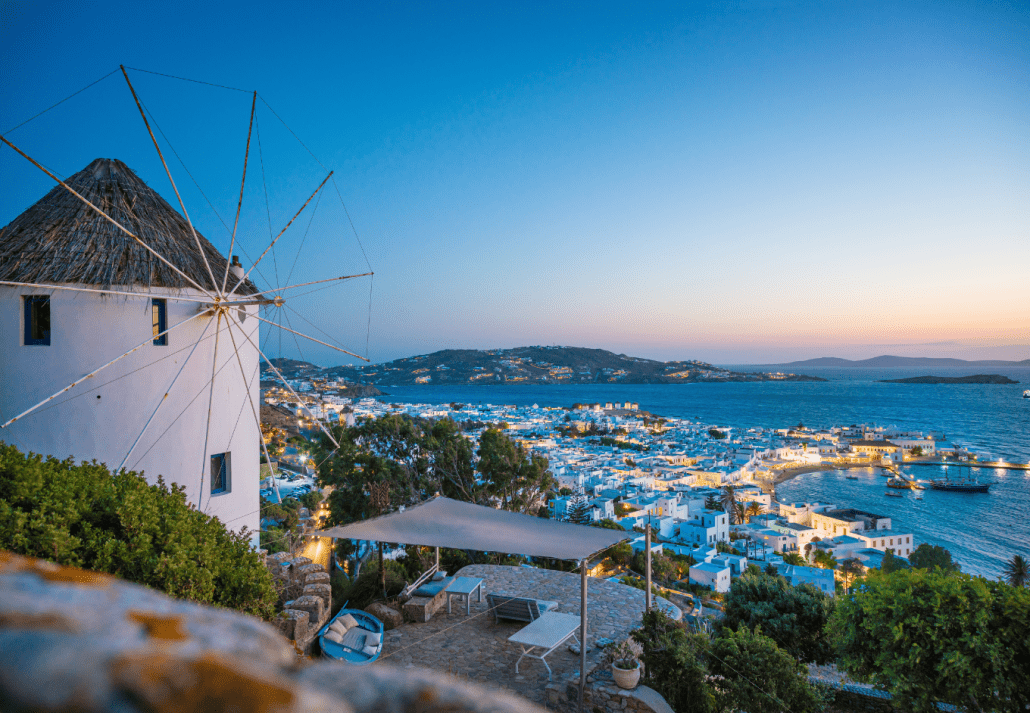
374;366;1030;580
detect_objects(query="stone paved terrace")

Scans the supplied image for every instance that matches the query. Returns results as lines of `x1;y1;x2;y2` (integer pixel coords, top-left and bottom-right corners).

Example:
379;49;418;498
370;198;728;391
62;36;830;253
374;565;679;709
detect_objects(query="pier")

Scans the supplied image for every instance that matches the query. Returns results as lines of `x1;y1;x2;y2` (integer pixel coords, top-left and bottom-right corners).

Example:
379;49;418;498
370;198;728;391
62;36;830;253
905;460;1030;472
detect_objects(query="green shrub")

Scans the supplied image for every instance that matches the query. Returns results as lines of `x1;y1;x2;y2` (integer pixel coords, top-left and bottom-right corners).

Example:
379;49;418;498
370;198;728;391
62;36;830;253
720;572;836;664
339;559;407;610
0;443;277;618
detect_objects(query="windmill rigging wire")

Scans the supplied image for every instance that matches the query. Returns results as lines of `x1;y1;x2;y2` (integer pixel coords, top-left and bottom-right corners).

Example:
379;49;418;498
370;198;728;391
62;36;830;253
2;68;120;134
284;187;322;288
123;66;251;94
285;303;360;356
329;176;373;273
254;113;281;289
366;273;374;360
222;337;262;455
23;325;226;418
256;95;329;172
251;94;373;278
135;94;275;291
128;338;241;470
282;307;307;363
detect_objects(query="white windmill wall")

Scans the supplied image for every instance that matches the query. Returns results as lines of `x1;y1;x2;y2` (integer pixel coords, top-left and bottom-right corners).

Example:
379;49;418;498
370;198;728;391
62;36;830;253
0;285;261;543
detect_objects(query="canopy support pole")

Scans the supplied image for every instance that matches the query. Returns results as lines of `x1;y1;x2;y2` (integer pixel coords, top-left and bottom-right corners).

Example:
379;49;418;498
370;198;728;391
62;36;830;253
579;556;588;713
435;546;440;570
645;523;652;613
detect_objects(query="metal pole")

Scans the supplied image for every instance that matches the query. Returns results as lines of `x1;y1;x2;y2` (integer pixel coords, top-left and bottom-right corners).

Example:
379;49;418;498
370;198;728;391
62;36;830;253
579;557;588;713
645;523;652;613
435;546;440;571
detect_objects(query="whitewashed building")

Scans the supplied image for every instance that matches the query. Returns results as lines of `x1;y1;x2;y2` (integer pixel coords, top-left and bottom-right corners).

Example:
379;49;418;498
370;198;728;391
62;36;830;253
0;158;261;542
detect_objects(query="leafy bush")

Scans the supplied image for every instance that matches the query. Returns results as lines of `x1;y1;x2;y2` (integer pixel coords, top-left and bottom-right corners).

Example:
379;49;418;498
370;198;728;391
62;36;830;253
908;543;960;573
0;443;277;618
299;490;322;511
720;573;836;664
632;610;715;713
339;558;407;610
831;568;1030;713
709;625;826;713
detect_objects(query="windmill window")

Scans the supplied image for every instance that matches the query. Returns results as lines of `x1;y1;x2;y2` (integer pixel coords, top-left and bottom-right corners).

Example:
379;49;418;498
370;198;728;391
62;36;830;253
211;452;231;495
152;299;167;346
24;296;51;345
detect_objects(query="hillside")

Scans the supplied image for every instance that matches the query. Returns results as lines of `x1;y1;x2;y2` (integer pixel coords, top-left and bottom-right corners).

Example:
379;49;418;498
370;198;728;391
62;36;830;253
314;346;826;386
878;374;1019;384
768;355;1030;368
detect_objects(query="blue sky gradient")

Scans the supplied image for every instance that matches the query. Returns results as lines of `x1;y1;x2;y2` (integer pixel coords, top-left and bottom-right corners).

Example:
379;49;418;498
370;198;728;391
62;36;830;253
2;1;1028;365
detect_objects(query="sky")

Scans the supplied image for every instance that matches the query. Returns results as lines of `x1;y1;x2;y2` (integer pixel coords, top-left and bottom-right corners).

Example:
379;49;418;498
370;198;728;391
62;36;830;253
2;1;1028;366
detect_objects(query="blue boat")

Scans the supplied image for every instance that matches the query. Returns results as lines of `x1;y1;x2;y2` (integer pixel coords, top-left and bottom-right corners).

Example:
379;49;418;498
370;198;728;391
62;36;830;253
318;607;384;664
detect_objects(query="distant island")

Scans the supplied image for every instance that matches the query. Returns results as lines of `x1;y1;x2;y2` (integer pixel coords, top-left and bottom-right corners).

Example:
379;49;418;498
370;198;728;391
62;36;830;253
757;355;1030;368
265;347;827;387
877;374;1019;384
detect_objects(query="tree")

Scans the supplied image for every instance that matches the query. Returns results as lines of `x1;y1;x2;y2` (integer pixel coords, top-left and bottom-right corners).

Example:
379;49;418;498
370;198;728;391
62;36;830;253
704;494;720;511
1002;554;1029;588
812;548;837;570
0;443;277;618
831;568;1030;713
782;552;805;566
840;558;863;593
721;486;739;524
632;610;716;713
720;573;837;664
624;457;637;468
911;445;924;457
909;543;960;573
477;427;554;513
593;518;626;531
425;417;483;504
708;428;726;439
709;626;825;713
567;491;591;524
880;549;909;574
744;502;763;522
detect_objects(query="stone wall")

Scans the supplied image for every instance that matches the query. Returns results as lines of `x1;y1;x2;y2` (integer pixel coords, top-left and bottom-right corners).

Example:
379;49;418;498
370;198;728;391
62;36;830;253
545;677;674;713
266;552;332;652
0;550;547;713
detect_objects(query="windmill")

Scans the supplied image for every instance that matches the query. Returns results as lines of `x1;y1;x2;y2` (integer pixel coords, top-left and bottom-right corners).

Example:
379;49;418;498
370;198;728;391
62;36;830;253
0;67;373;544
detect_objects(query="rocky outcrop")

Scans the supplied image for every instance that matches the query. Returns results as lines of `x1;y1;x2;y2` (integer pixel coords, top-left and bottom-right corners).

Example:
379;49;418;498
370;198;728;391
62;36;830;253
267;555;331;652
547;677;673;713
365;602;403;630
0;550;546;712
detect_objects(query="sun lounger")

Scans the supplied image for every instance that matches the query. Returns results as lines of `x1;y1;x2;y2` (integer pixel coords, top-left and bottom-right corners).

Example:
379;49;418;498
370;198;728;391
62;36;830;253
486;593;559;623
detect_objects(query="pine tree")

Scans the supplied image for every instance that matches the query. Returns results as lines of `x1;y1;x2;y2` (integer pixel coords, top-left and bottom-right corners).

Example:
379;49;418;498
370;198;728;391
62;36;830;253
567;490;591;524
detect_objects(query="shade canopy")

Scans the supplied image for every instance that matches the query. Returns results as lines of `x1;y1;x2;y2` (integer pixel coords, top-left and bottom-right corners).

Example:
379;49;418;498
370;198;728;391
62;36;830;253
315;496;630;561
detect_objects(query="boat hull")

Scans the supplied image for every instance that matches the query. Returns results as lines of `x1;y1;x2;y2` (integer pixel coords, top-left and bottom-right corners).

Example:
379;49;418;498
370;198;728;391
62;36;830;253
929;482;991;493
318;608;385;664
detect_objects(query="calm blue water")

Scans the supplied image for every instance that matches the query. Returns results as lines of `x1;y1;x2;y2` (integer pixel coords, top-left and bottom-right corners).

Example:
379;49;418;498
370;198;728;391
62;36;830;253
377;367;1030;579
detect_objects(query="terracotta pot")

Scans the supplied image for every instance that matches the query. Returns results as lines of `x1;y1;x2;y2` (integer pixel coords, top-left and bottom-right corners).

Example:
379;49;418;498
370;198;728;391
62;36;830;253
611;661;641;689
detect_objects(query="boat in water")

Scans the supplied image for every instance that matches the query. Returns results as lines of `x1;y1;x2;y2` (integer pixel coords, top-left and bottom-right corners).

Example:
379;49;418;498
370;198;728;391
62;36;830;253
1024;389;1030;399
886;476;917;489
929;474;992;493
885;491;904;497
845;474;859;480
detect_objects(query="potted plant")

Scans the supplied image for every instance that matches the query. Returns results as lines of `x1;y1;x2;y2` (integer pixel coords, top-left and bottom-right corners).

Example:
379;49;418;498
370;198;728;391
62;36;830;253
605;638;643;689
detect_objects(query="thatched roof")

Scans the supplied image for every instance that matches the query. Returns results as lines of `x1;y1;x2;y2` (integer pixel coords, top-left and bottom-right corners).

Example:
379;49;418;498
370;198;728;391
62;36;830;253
0;158;257;295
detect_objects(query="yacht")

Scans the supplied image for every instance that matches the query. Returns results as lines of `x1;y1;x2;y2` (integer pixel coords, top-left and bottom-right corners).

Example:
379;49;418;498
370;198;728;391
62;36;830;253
1023;389;1030;399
